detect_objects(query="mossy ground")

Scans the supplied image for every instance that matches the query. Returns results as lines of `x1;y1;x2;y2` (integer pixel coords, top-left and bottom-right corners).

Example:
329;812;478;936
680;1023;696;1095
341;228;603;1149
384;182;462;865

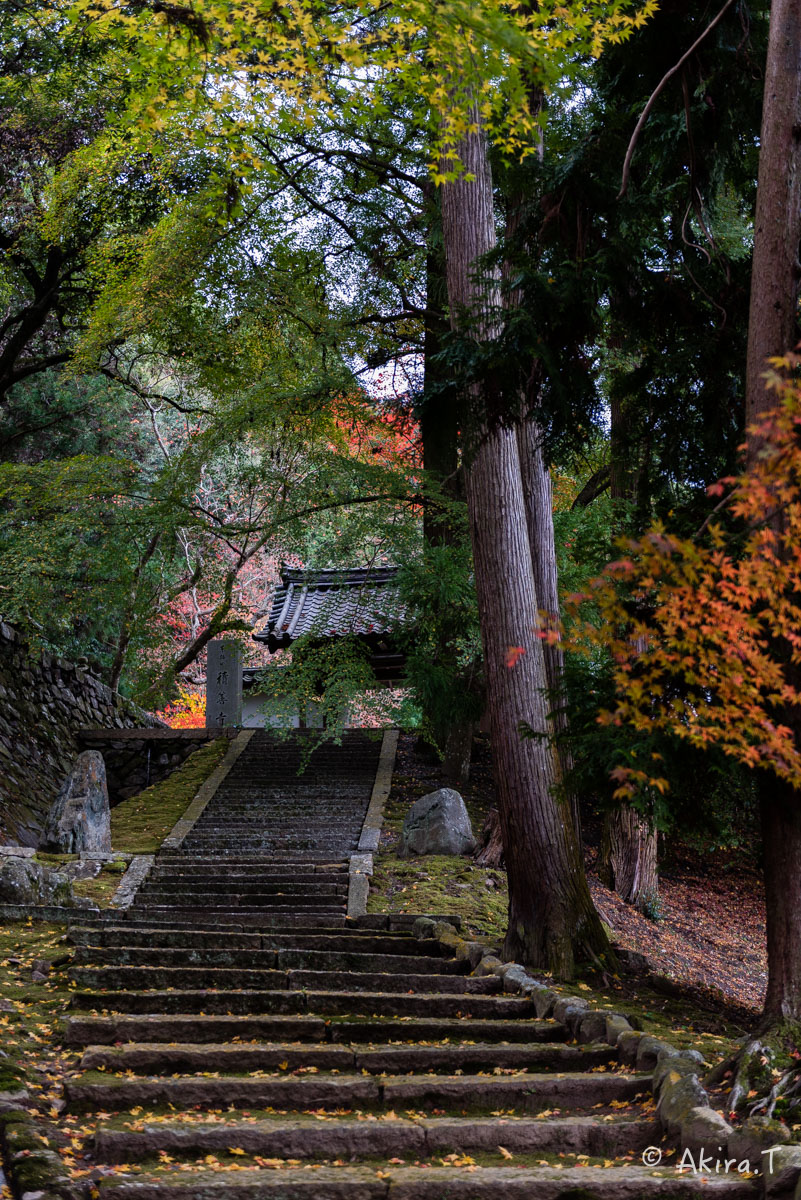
109;737;230;854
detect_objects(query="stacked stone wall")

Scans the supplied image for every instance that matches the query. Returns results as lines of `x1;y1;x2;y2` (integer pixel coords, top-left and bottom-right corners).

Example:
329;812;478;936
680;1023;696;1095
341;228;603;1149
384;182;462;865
0;621;162;845
78;729;237;803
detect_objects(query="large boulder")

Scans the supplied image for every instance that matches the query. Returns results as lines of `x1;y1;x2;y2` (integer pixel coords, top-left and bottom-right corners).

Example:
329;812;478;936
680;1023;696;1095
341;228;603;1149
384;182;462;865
399;788;475;857
0;856;95;908
41;751;111;854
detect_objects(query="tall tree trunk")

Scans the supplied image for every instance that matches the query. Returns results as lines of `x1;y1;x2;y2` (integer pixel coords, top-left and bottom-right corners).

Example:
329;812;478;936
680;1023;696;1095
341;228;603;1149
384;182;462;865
516;418;581;841
419;184;475;781
745;0;801;429
761;775;801;1021
744;0;801;1023
599;382;659;910
440;113;611;976
503;147;581;842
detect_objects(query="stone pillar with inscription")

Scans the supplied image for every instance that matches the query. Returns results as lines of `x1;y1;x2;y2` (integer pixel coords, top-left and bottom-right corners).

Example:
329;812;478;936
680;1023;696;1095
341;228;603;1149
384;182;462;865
205;639;243;729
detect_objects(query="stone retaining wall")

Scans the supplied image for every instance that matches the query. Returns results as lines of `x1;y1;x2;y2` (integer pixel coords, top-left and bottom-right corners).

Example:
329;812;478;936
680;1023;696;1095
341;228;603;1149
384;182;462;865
0;622;162;846
78;728;238;803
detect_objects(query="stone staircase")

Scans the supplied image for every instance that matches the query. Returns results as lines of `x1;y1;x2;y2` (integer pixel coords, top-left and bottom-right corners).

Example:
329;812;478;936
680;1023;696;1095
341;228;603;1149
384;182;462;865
61;730;757;1197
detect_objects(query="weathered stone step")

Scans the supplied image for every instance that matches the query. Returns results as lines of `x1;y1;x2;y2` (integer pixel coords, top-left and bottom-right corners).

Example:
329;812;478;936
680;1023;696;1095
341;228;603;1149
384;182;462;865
70;988;536;1018
72;947;465;974
68;966;499;993
65;1069;651;1114
133;892;345;907
91;1112;658;1163
147;875;348;887
79;1040;612;1075
68;927;447;957
179;845;359;854
123;907;346;923
92;1165;760;1199
65;1014;564;1047
191;814;364;823
157;854;349;864
137;882;347;895
114;913;349;930
151;864;347;873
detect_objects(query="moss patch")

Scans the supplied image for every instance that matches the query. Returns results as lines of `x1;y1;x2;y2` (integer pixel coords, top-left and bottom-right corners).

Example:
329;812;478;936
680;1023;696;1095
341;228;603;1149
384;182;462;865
370;855;507;941
369;747;506;941
71;862;127;908
110;738;230;853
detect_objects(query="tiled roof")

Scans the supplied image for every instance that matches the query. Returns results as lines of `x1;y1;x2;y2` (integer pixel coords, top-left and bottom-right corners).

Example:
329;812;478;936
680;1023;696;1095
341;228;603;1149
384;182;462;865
253;565;406;652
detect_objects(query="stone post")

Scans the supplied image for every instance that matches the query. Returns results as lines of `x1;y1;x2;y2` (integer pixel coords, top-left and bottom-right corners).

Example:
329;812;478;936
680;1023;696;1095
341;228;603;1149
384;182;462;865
205;640;243;728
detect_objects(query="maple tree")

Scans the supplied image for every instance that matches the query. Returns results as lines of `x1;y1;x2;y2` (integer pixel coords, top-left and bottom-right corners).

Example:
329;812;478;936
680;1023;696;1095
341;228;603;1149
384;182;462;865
562;368;801;798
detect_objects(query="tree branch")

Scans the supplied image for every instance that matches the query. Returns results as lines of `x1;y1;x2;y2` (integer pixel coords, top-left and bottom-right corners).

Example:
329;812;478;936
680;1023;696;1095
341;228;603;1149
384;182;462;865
618;0;738;199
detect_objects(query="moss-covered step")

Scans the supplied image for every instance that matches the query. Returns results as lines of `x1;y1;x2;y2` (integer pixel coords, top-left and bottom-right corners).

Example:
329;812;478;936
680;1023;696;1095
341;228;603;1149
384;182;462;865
91;1112;660;1163
78;1039;616;1076
64;1013;566;1047
67;927;447;957
119;908;347;925
69;987;536;1018
64;1069;650;1115
94;1165;759;1199
68;966;498;992
72;946;467;974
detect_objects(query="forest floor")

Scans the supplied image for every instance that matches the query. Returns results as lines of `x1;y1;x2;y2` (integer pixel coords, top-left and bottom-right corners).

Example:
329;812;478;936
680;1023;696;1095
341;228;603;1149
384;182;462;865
369;732;766;1035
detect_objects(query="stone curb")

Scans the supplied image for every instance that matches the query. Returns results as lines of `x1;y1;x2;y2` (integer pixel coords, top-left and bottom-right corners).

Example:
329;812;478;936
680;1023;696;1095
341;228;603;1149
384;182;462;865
357;728;399;854
0;1107;80;1199
160;729;256;851
413;917;792;1199
0;904;103;924
109;854;155;910
348;729;399;917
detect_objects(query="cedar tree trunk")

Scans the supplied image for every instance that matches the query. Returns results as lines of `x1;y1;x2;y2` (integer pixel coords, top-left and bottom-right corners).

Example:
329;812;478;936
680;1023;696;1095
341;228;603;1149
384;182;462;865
440;113;610;975
516;417;581;842
745;0;801;1022
599;380;659;907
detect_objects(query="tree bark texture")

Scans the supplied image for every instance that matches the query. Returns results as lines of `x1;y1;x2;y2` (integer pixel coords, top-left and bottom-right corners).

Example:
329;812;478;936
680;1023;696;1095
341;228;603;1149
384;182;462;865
599;388;660;907
516;417;581;842
745;0;801;429
474;805;505;867
440;115;610;976
761;776;801;1021
598;803;658;912
743;0;801;1022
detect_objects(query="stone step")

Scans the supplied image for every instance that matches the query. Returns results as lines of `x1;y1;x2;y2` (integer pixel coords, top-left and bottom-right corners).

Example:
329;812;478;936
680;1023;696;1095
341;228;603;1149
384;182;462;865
65;1014;565;1047
132;892;345;907
137;882;348;895
69;988;536;1018
156;855;349;865
91;1112;658;1163
146;873;340;886
79;1040;612;1075
65;1069;651;1115
179;844;360;853
113;914;351;930
68;927;446;957
122;908;347;923
190;814;365;823
68;966;499;993
91;1165;760;1199
72;947;466;974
